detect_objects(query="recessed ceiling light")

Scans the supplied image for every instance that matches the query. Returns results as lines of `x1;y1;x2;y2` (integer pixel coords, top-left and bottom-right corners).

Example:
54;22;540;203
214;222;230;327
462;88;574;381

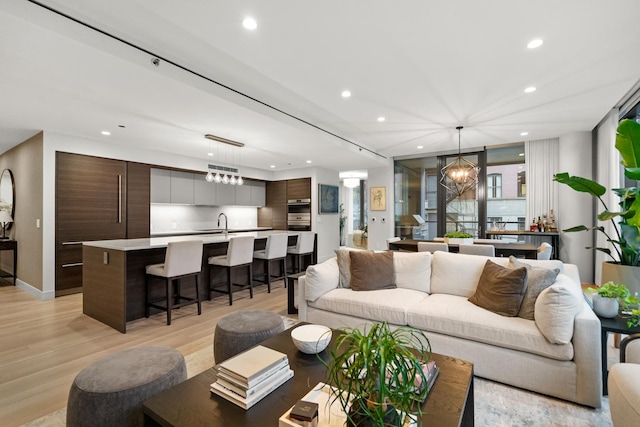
520;132;528;136
242;17;257;30
341;90;351;98
306;160;312;164
524;86;536;93
270;165;276;168
527;39;543;49
519;153;525;157
208;152;214;156
377;116;385;122
101;131;111;136
417;145;423;149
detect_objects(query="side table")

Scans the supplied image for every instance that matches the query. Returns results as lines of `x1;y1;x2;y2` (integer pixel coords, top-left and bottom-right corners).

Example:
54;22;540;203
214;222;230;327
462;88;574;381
599;315;640;394
286;272;305;314
0;239;17;285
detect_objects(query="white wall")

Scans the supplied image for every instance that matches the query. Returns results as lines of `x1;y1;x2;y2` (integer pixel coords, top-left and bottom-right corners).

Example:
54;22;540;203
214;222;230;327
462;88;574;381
366;160;395;251
558;131;594;283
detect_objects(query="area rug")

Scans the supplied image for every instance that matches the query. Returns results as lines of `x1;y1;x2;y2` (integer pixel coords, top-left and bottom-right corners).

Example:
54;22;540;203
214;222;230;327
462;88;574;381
22;315;613;427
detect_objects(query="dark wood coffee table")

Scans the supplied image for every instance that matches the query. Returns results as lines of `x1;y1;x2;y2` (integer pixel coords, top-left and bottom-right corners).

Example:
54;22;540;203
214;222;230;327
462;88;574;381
143;325;474;426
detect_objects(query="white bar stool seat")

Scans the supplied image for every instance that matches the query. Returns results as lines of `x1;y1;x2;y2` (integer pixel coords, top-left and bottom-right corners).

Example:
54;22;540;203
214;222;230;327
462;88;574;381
208;235;255;305
145;240;203;325
253;233;289;292
287;232;315;273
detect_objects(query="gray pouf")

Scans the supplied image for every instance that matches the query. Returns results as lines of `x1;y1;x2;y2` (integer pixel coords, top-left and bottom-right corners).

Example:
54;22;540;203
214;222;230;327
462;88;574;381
214;310;285;363
67;346;187;427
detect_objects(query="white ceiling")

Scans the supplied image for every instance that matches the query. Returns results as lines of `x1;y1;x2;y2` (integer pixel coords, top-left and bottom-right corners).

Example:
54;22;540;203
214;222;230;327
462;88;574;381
1;0;640;173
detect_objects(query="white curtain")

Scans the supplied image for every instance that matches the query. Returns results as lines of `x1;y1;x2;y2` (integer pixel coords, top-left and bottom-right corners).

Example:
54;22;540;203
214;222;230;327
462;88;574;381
595;109;621;283
525;138;560;228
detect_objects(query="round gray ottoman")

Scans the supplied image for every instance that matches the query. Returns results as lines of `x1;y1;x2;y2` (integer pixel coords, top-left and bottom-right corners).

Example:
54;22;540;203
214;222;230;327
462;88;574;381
67;346;187;427
214;310;285;363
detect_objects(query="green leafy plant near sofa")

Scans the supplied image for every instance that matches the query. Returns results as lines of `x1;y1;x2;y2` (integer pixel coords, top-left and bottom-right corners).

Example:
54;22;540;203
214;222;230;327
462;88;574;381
322;322;431;426
585;281;631;299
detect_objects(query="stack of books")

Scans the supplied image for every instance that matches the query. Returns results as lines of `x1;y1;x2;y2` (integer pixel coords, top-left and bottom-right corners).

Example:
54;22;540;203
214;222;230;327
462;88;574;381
210;345;294;409
420;359;439;398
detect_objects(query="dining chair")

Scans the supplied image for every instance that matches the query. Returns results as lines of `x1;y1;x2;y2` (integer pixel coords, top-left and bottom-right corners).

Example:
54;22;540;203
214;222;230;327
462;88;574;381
208;235;255;305
287;232;315;273
386;237;401;249
145;240;203;325
537;242;553;260
416;242;449;253
253;233;289;292
459;244;495;257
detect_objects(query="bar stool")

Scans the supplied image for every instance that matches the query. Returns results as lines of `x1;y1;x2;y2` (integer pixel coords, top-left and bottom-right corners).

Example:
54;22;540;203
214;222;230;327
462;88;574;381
145;240;203;325
208;235;255;305
287;232;315;273
253;233;289;292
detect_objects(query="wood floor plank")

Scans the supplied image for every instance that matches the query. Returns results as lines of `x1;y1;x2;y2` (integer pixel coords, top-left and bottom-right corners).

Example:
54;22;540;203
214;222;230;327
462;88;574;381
0;282;291;427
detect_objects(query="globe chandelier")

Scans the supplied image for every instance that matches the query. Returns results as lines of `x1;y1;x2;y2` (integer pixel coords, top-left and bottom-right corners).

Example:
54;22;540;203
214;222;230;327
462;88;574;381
439;126;479;196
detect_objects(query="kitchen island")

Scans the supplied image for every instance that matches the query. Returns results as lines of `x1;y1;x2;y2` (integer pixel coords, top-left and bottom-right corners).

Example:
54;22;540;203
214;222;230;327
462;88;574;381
82;231;315;333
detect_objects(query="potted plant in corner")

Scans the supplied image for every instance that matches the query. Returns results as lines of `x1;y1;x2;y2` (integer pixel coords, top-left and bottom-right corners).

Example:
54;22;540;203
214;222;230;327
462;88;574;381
554;119;640;294
444;231;473;245
585;281;631;318
323;322;432;427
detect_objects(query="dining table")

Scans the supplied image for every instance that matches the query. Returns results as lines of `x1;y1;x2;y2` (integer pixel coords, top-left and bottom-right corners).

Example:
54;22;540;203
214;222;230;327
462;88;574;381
388;239;539;259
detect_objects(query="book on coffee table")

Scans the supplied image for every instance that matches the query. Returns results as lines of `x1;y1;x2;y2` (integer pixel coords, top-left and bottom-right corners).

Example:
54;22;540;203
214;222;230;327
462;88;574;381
216;345;288;388
211;367;294;410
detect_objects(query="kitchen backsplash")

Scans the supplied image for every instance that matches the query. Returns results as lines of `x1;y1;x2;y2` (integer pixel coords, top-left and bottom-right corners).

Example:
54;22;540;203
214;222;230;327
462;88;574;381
151;205;259;233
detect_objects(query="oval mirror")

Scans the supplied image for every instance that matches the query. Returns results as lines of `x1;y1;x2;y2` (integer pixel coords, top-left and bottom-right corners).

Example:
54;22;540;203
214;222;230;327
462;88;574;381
0;169;14;230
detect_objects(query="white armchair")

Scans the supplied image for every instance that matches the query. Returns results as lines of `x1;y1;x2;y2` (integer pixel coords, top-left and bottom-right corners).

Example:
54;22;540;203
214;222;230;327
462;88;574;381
609;333;640;426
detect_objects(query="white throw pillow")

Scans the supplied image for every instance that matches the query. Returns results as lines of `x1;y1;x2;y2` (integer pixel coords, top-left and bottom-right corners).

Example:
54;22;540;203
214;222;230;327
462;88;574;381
304;257;339;302
430;251;490;297
393;251;431;293
534;274;583;344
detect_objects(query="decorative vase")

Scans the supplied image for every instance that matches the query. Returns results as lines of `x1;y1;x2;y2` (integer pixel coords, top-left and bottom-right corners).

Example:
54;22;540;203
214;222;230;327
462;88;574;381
592;294;619;318
601;262;640;298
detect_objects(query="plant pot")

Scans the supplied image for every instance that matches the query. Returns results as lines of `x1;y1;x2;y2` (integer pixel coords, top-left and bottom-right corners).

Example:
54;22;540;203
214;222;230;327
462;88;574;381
601;262;640;297
346;397;401;427
444;237;473;245
592;294;619;318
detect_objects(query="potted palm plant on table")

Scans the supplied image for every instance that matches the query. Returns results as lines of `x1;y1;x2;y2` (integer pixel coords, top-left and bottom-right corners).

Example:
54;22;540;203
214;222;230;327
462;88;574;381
554;119;640;317
323;322;432;427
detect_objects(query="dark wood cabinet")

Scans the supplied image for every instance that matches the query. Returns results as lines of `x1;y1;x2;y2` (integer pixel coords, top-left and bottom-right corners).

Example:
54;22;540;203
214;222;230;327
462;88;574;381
55;152;150;295
287;178;311;200
262;180;287;230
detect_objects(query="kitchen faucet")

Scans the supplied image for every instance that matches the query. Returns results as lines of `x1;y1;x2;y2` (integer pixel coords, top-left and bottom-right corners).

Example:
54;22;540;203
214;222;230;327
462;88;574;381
218;212;228;236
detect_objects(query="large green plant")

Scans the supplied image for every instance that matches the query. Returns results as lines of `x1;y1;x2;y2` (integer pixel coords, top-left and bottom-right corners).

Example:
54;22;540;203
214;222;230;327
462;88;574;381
323;322;431;426
554;119;640;266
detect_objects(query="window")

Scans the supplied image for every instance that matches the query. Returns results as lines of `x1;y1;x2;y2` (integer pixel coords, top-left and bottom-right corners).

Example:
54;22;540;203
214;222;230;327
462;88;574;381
487;174;502;198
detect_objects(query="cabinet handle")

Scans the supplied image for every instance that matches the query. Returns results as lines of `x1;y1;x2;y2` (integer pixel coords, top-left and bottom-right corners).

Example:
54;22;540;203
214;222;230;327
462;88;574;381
62;241;84;246
61;262;83;268
118;174;122;224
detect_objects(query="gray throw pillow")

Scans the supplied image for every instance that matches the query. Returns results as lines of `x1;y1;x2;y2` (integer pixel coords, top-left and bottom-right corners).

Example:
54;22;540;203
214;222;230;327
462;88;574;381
349;250;396;291
468;260;528;317
508;256;560;320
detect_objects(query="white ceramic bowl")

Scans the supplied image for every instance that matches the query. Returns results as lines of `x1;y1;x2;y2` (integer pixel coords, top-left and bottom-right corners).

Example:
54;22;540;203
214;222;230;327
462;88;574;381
291;324;332;354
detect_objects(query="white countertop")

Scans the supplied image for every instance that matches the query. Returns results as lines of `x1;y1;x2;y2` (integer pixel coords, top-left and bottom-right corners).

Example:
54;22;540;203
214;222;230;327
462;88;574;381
83;230;306;251
150;227;273;237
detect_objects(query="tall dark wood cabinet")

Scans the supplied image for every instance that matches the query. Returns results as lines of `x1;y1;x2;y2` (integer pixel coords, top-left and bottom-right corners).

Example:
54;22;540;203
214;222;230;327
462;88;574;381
263;180;287;230
287;178;311;200
55;152;150;295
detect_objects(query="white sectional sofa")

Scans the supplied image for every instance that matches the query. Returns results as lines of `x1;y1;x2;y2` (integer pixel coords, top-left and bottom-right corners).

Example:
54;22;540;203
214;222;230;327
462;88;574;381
297;250;602;408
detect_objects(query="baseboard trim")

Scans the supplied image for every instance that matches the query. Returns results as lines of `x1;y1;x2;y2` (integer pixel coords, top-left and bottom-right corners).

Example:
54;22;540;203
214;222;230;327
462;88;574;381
16;279;55;300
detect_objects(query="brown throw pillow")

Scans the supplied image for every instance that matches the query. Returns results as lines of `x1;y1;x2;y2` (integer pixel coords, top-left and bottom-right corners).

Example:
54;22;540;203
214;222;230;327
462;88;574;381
468;260;528;316
349;250;396;291
508;257;560;320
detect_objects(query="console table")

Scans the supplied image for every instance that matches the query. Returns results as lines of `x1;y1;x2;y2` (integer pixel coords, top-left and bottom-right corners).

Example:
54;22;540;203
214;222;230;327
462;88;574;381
0;239;17;285
487;230;560;259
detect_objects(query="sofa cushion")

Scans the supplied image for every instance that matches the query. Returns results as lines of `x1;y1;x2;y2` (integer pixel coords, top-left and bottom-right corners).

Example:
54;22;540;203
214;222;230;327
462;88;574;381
335;248;367;288
430;251;489;297
508;256;560;320
309;288;428;325
407;293;574;361
468;260;528;316
393;251;431;293
534;274;583;344
304;258;339;302
349;250;396;291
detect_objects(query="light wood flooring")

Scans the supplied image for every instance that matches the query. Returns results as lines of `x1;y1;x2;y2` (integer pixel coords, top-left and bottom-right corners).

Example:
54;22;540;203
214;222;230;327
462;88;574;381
0;282;291;427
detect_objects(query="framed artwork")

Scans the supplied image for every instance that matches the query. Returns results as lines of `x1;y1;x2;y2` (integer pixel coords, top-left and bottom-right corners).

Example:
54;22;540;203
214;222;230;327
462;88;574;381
318;184;339;214
370;186;386;211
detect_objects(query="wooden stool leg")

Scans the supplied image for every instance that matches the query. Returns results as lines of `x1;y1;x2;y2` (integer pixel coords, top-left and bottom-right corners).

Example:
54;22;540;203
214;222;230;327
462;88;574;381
145;275;150;318
166;278;172;326
614;333;621;348
195;275;201;315
266;260;271;293
227;268;233;306
249;264;254;299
